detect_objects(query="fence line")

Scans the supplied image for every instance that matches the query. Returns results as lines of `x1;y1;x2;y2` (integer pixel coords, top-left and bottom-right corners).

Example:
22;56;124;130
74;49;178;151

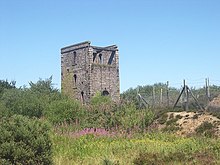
134;78;220;110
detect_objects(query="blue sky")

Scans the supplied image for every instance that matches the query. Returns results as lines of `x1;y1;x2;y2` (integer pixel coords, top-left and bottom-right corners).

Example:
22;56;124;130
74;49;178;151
0;0;220;92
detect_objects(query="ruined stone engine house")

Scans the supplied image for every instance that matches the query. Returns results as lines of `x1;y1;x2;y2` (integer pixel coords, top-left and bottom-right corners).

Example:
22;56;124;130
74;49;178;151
61;41;120;103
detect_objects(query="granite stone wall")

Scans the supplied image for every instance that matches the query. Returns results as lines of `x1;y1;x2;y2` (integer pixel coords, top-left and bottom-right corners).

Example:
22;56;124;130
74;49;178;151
61;41;120;103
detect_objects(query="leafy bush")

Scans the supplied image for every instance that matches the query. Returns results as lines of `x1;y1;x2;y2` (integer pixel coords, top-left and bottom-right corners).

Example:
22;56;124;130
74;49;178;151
162;125;181;133
159;114;181;133
84;97;154;132
29;76;58;95
207;108;220;119
51;93;155;133
0;115;52;164
0;78;61;119
176;114;183;119
169;113;174;119
83;92;114;128
90;92;112;106
116;103;154;132
166;118;178;126
29;77;62;104
193;114;199;119
45;98;84;125
195;121;215;137
158;113;168;124
1;89;45;118
0;80;16;98
0;102;11;118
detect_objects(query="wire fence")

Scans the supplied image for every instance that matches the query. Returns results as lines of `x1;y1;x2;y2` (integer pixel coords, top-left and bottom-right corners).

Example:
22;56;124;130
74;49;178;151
123;78;220;110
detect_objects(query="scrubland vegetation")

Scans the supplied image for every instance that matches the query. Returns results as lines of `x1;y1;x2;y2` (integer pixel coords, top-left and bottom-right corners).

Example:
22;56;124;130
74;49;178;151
52;132;220;164
1;78;220;164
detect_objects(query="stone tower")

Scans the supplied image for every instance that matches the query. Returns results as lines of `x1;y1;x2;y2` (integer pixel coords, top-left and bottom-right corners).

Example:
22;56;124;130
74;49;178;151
61;41;120;103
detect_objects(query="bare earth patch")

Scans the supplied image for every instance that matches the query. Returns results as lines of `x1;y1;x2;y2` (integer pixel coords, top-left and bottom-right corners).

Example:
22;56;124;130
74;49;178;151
154;111;220;137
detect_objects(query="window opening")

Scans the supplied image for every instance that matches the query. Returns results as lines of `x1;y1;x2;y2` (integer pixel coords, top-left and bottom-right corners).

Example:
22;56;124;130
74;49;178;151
108;51;115;65
102;88;109;96
73;74;77;84
93;53;97;62
99;54;103;64
73;52;76;64
81;91;84;103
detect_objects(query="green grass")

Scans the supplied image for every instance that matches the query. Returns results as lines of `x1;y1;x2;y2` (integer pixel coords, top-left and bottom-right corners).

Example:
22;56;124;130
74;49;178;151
52;132;220;165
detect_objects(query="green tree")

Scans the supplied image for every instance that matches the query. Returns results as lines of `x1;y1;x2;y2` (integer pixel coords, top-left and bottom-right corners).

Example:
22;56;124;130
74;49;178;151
29;76;62;103
0;77;63;118
0;115;52;165
29;76;57;94
1;89;45;118
0;80;16;98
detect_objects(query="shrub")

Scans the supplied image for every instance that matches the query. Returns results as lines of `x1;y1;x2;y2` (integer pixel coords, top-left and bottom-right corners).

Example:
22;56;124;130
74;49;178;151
192;114;199;119
45;99;84;125
29;76;58;95
162;125;181;132
0;115;52;164
1;89;46;118
195;121;215;137
90;92;112;106
176;114;183;119
166;118;178;126
169;113;174;119
207;108;220;119
84;100;154;132
162;116;180;133
0;102;11;118
84;92;114;128
0;77;61;119
158;113;168;124
0;80;16;98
